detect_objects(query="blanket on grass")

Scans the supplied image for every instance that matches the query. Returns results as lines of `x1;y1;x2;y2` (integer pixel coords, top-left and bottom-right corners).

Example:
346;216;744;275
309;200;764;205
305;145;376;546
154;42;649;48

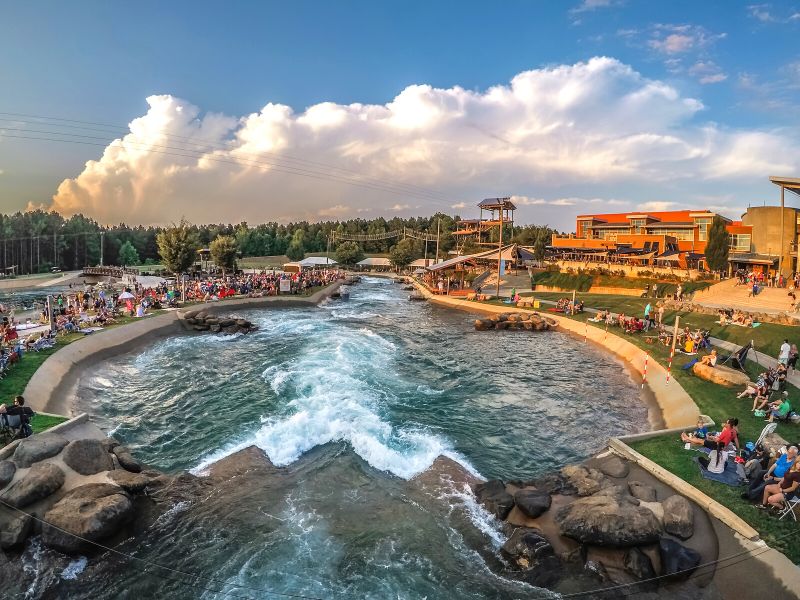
694;456;746;486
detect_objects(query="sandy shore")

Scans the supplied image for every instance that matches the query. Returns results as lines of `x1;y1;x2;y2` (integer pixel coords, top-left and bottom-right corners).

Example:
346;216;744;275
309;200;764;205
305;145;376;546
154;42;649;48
23;281;343;416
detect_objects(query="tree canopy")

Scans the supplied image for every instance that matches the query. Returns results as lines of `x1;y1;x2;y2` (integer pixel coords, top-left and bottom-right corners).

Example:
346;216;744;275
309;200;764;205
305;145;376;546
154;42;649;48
209;235;238;274
389;238;417;268
157;220;199;274
118;240;140;266
704;216;730;273
334;241;364;265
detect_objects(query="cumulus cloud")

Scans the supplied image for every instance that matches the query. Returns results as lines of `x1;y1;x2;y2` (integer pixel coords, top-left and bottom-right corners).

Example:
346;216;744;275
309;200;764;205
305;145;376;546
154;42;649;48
688;61;728;84
747;4;775;22
41;57;799;229
451;202;467;208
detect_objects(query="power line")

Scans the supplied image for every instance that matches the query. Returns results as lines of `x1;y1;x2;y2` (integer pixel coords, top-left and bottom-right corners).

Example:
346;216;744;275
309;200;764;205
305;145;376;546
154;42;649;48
0;113;450;202
0;499;323;600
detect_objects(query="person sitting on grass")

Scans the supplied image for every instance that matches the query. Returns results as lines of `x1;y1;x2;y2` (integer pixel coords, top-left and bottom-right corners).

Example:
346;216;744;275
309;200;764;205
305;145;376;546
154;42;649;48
699;349;718;367
751;384;772;412
684;418;708;442
699;440;729;474
682;417;738;451
766;392;792;423
758;461;800;510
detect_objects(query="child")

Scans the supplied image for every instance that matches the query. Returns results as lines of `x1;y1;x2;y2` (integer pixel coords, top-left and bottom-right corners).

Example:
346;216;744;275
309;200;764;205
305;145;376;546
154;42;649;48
683;419;707;442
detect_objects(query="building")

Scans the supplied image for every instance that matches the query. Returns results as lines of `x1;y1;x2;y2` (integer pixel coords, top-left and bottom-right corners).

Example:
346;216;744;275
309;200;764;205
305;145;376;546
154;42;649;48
452;197;515;251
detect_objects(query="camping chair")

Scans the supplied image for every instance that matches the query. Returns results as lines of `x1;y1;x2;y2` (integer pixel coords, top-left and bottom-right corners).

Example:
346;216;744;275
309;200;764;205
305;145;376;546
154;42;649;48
0;413;22;445
754;422;778;448
720;342;753;371
779;495;800;521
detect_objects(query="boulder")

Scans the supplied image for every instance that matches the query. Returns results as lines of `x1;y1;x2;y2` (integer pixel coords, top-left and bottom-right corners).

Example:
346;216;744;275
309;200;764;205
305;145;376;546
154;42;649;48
638;500;664;525
219;318;235;327
12;434;69;468
658;538;701;581
597;456;630;479
691;362;750;388
474;319;493;331
0;462;65;507
236;319;250;327
624;546;657;583
0;513;32;549
585;546;656;588
182;310;199;319
112;446;143;473
222;326;239;334
107;470;152;493
100;437;121;453
0;460;16;489
513;489;552;518
210;324;222;333
628;481;657;502
501;527;561;587
42;483;134;554
0;439;21;461
561;465;607;496
556;493;662;546
62;439;114;476
662;495;694;540
495;321;510;330
473;479;515;520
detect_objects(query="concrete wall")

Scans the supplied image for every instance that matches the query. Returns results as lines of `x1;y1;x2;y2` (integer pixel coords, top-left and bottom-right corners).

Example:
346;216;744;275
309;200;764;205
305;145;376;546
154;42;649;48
741;206;798;275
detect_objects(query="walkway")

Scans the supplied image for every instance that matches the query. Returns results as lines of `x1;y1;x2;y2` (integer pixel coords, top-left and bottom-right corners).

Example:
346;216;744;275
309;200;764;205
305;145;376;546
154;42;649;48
693;278;800;318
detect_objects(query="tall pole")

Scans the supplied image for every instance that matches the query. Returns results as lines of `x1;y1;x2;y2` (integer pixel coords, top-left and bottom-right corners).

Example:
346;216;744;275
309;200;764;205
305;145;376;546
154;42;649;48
666;314;680;385
779;185;785;277
100;231;104;266
435;219;440;265
326;234;331;265
496;209;503;298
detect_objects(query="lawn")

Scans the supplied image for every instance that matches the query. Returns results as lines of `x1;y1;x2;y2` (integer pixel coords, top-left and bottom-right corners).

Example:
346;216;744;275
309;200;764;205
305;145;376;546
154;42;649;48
530;271;712;295
483;295;800;559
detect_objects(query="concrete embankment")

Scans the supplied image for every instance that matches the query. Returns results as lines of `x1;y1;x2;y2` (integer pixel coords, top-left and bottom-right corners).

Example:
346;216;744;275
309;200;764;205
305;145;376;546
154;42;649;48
415;284;699;429
24;282;343;416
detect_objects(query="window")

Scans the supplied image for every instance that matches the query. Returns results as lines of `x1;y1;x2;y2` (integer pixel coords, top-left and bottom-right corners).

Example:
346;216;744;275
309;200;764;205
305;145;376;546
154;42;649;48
696;218;712;242
729;234;751;252
654;229;694;241
630;219;646;234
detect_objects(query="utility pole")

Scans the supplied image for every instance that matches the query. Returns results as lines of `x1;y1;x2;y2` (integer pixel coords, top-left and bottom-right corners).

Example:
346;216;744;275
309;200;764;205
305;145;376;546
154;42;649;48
496;210;503;298
326;233;331;265
779;185;785;277
100;231;104;266
435;219;440;265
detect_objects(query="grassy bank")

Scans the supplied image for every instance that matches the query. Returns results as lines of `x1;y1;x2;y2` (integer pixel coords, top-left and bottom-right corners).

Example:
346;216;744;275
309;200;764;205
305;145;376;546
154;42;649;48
482;295;800;559
530;271;712;296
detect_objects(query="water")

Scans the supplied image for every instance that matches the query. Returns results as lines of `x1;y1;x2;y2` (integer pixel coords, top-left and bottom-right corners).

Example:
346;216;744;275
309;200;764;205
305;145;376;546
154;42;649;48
67;277;646;599
0;284;75;312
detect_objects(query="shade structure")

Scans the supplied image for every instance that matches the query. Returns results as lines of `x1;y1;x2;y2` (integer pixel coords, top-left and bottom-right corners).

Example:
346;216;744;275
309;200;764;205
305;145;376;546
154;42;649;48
118;291;135;300
356;257;391;267
297;256;337;266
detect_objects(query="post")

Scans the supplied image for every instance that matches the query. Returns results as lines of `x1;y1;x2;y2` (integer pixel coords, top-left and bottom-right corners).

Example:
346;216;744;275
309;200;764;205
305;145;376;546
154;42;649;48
435;219;440;265
496;211;503;298
667;315;680;384
99;231;104;266
642;353;649;389
326;234;331;265
779;185;785;277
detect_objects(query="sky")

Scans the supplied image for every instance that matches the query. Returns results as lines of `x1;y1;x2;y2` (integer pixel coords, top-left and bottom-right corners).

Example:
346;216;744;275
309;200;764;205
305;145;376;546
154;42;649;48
0;0;799;231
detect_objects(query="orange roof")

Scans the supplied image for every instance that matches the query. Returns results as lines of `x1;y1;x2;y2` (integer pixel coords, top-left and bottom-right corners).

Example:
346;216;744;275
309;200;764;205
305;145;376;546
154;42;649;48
576;210;703;223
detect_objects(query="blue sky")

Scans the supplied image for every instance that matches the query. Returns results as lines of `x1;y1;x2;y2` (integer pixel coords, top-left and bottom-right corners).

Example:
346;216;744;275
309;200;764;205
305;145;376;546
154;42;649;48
1;0;798;228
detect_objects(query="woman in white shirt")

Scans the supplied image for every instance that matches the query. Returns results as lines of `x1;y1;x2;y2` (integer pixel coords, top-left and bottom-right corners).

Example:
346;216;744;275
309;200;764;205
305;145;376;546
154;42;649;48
699;441;729;474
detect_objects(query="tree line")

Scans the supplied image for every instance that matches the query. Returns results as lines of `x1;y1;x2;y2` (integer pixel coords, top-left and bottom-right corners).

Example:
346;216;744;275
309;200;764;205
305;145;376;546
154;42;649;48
0;209;556;274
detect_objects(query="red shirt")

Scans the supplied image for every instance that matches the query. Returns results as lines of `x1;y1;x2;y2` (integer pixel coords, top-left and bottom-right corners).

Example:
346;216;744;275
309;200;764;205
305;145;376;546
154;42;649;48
717;427;733;446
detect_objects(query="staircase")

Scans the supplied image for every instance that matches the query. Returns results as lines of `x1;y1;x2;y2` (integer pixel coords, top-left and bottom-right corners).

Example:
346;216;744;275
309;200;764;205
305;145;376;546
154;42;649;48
692;278;799;316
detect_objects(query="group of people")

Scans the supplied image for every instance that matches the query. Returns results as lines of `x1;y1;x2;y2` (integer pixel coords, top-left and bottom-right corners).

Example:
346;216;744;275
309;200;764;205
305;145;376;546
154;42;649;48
717;308;756;328
554;297;584;314
182;269;342;302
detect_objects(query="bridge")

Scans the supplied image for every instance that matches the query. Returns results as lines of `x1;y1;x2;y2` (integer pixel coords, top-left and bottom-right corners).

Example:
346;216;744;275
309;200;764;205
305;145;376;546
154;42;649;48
81;266;139;279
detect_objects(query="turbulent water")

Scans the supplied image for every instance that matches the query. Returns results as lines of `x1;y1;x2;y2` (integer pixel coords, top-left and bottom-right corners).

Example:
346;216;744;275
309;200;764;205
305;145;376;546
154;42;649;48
64;277;647;599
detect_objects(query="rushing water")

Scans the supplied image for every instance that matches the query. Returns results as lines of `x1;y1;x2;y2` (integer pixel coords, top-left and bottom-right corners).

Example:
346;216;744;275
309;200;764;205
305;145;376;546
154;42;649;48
65;277;647;599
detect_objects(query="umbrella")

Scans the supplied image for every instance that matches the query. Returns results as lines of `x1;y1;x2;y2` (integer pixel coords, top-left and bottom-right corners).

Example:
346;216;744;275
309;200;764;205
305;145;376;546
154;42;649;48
118;291;135;300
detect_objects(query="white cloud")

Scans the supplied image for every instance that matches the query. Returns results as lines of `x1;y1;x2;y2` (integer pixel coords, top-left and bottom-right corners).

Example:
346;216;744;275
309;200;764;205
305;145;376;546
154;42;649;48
451;202;467;208
44;57;799;229
550;198;577;206
689;61;728;84
648;24;725;55
747;4;775;22
570;0;618;14
637;201;679;211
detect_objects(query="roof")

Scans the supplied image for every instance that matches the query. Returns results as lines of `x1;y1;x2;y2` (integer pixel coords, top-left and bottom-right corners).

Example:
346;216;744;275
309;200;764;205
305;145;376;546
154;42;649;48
427;255;476;272
729;253;779;265
356;257;391;266
575;210;711;224
770;176;800;197
297;256;337;266
478;197;516;210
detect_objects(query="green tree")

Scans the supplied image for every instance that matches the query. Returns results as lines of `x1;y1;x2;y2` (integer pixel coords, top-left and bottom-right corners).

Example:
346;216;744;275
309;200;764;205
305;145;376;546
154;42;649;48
210;235;238;275
335;241;364;266
389;238;416;269
118;240;140;266
704;216;730;273
533;229;548;264
286;229;306;260
156;219;199;274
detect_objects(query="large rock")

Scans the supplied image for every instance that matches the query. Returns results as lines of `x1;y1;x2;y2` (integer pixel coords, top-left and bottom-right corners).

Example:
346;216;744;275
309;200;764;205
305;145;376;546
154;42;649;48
561;465;607;497
624;546;657;582
0;513;32;549
62;439;114;475
557;493;662;546
597;456;630;479
658;538;701;581
0;460;16;489
501;527;561;587
112;446;143;473
585;546;656;587
474;319;494;331
42;483;133;554
513;489;552;518
0;439;21;461
662;495;694;540
691;362;750;388
100;437;121;453
0;462;65;507
12;434;69;468
628;481;657;502
107;470;152;493
473;479;515;520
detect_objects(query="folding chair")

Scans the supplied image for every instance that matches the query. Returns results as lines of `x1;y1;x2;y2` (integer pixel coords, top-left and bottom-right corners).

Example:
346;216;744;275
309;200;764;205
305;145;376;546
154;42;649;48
755;422;778;448
779;495;800;521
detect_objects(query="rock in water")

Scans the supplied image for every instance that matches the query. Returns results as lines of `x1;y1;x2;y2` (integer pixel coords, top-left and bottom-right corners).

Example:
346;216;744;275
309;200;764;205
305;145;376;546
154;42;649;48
0;460;16;489
12;434;69;468
42;483;134;554
62;439;114;475
658;538;701;581
107;470;152;493
473;479;515;520
628;481;658;502
501;527;562;587
112;446;143;473
556;493;662;546
0;462;65;507
0;513;32;549
662;495;694;539
513;489;552;518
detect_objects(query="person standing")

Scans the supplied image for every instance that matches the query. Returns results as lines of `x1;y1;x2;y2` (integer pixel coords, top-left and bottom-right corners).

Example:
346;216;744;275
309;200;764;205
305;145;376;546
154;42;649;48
657;304;665;325
676;284;682;301
643;302;652;332
779;339;791;366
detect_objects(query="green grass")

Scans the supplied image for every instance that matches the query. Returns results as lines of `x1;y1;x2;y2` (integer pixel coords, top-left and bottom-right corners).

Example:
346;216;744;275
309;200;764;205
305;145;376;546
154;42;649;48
31;413;69;434
530;272;712;295
488;293;800;558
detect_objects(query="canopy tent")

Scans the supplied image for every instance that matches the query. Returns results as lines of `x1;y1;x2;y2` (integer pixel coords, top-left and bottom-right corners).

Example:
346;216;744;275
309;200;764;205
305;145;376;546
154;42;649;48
413;268;427;275
626;252;656;262
470;244;533;263
654;251;680;263
297;256;337;266
729;253;778;266
427;255;477;272
356;257;391;267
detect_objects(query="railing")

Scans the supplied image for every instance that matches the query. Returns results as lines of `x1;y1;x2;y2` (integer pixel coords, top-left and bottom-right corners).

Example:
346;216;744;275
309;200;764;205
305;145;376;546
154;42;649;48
82;266;139;278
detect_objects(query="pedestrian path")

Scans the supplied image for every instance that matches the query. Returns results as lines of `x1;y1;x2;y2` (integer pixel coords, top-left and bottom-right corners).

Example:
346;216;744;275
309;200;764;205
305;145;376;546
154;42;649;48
693;278;800;318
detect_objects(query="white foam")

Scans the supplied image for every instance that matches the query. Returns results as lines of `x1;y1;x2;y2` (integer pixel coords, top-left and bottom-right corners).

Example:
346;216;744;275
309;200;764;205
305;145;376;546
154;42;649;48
61;556;88;580
94;377;114;388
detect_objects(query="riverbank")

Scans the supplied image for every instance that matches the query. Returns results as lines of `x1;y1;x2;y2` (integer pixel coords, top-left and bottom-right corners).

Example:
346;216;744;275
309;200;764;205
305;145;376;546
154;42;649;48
23;281;344;416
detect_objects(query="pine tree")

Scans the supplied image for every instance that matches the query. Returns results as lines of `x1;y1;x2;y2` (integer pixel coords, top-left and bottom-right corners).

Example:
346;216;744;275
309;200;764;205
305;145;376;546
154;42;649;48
704;216;730;273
